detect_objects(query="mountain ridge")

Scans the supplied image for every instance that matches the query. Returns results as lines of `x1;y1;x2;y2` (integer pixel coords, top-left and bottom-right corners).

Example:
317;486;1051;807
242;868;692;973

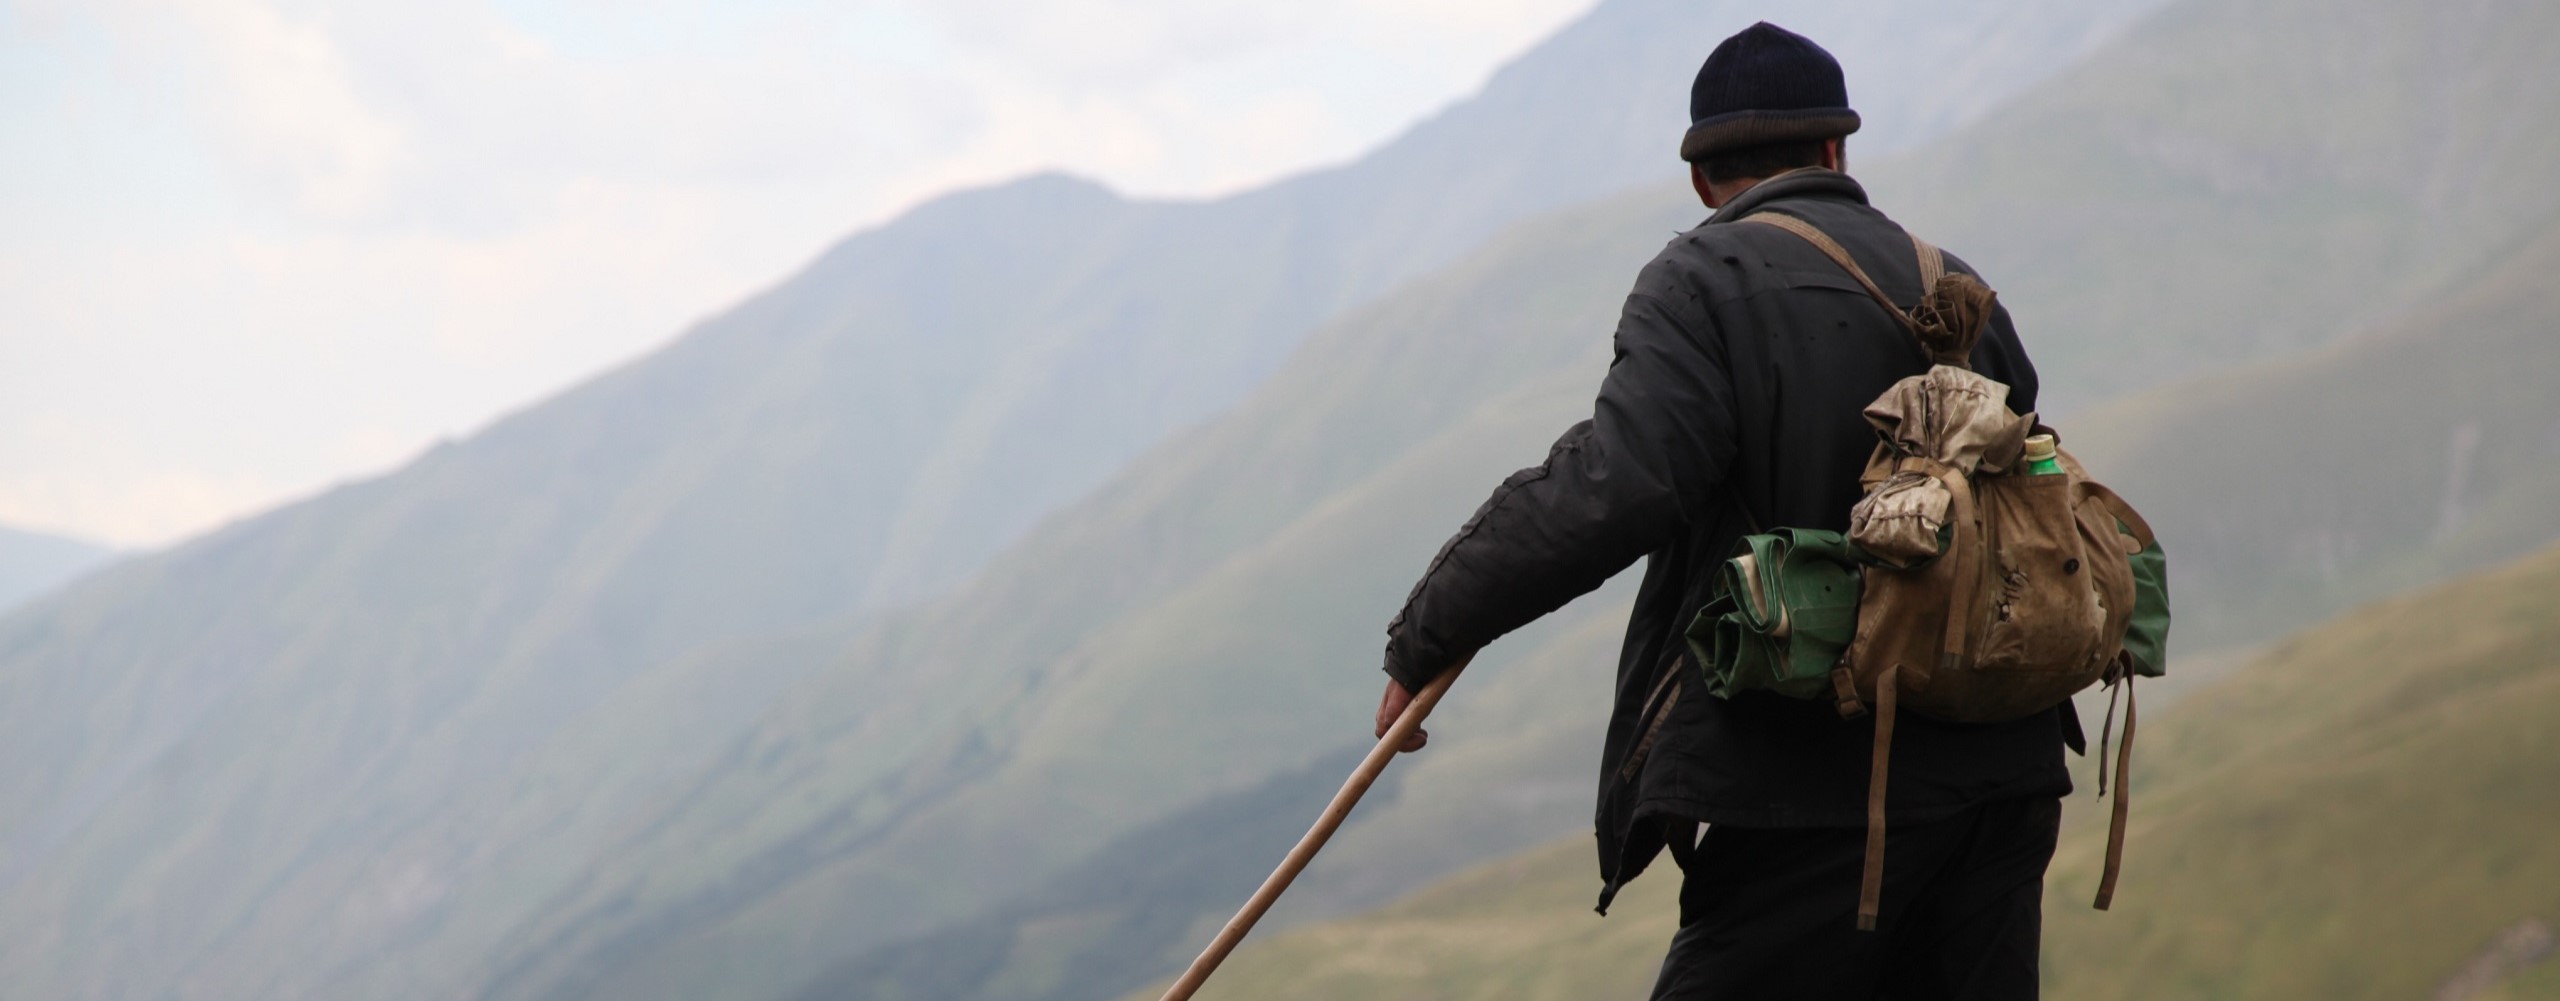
723;1;2560;992
437;1;2560;995
0;523;111;615
2065;205;2560;651
0;3;2174;999
1871;0;2560;412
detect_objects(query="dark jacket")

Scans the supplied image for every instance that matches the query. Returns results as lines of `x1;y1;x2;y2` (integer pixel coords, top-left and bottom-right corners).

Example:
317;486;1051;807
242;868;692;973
1381;169;2078;909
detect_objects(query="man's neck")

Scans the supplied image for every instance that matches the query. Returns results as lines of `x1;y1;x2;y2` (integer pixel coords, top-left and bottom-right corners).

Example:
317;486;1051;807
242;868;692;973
1702;168;1871;226
1705;177;1763;209
1706;165;1821;210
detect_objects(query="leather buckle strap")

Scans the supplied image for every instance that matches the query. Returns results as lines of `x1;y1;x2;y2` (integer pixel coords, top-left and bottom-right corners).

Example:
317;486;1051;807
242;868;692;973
1912;232;1947;292
1739;212;1920;339
2083;481;2158;550
1829;664;1869;719
2094;673;2137;910
1741;212;1976;370
1856;663;1900;931
1930;466;1982;676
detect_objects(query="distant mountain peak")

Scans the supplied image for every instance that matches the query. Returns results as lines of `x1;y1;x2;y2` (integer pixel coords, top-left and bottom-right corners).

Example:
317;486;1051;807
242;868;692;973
0;524;112;614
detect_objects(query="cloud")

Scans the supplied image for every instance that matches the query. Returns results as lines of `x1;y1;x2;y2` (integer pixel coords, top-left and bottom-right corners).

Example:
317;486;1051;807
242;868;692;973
0;0;1596;545
54;0;415;222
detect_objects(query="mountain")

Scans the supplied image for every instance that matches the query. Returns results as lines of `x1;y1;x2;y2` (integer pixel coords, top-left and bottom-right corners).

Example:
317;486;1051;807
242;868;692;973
0;3;2169;1000
1225;203;2560;982
486;184;1690;1001
8;0;2553;995
1121;539;2560;1001
12;0;2553;994
0;523;110;613
1280;204;2560;965
2033;549;2560;998
1048;208;2560;1001
2064;209;2560;652
1871;0;2560;412
617;1;2560;996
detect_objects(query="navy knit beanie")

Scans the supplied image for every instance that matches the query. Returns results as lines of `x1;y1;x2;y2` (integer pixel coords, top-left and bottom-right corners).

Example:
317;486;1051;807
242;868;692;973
1680;22;1861;163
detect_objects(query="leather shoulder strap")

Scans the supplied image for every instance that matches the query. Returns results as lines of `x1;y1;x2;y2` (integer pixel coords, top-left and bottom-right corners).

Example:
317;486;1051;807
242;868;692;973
1739;212;1921;337
1911;232;1947;293
2077;479;2158;550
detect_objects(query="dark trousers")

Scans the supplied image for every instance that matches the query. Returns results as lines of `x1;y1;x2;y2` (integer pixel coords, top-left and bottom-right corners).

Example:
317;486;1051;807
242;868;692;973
1649;796;2061;1000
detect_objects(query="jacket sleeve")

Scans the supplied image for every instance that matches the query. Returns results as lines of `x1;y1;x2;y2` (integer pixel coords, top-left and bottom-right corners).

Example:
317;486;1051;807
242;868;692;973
1382;281;1740;692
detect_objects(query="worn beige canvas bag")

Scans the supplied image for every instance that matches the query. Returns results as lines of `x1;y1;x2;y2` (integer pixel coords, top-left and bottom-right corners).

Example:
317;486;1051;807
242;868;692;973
1742;212;2159;930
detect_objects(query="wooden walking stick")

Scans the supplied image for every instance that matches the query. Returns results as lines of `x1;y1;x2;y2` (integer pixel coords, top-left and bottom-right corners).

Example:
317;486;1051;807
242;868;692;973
1153;656;1471;1001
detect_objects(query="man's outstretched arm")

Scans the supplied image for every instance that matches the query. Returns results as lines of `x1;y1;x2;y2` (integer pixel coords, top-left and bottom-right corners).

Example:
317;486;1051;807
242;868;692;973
1378;280;1739;741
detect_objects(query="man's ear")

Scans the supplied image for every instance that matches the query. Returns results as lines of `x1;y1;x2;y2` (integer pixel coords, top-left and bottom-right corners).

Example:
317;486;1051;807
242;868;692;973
1691;163;1720;209
1822;139;1844;172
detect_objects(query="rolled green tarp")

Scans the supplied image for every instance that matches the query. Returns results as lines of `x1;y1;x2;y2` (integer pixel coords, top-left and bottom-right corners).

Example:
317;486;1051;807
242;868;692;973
2121;535;2170;679
1686;527;1867;702
1686;525;2171;699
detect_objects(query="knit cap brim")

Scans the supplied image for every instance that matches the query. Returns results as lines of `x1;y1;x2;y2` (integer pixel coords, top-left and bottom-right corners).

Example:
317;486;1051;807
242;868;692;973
1680;107;1862;163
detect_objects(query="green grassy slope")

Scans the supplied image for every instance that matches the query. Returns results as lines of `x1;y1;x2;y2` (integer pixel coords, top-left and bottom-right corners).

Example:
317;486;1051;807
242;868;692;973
2036;543;2560;999
1158;837;1684;1001
1131;541;2560;1001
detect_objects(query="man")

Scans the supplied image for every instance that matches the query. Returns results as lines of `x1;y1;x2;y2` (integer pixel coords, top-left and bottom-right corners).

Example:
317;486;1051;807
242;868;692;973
1373;23;2076;1000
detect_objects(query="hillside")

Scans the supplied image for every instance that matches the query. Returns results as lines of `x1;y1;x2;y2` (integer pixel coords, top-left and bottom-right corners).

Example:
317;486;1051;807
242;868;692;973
1872;0;2560;412
0;523;110;613
1051;201;2560;1000
481;182;1691;1001
615;3;2560;997
1127;541;2560;1000
0;3;2159;1000
5;0;2556;997
437;1;2560;997
1292;203;2560;948
2035;553;2560;998
2063;210;2560;651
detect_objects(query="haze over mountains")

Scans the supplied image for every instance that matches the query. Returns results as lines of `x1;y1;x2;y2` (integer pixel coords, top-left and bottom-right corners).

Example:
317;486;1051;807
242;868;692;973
768;1;2560;995
0;524;111;614
2068;212;2560;650
0;3;2163;999
2;0;2553;999
1870;0;2560;411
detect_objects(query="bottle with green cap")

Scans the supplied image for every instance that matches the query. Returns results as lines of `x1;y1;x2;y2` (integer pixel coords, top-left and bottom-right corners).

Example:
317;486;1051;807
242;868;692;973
2021;433;2064;476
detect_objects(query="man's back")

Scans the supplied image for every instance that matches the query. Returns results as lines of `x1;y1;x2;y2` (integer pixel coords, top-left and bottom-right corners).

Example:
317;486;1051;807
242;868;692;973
1616;168;2070;833
1373;21;2076;1000
1381;165;2069;883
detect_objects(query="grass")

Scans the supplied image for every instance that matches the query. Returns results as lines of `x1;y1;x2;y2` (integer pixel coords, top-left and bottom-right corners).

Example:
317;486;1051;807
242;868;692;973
1131;542;2560;1000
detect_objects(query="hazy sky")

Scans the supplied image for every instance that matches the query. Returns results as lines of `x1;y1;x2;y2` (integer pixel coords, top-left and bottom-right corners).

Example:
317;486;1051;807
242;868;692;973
0;0;1595;548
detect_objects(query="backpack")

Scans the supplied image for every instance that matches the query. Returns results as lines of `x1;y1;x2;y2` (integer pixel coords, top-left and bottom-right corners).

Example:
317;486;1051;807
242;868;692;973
1711;211;2170;930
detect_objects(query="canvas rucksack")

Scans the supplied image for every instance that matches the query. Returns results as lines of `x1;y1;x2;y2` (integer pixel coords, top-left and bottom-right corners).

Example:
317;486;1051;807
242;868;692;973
1710;211;2170;930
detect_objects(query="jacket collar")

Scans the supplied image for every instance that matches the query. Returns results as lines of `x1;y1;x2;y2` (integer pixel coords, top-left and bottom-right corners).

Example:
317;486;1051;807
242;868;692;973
1704;167;1869;225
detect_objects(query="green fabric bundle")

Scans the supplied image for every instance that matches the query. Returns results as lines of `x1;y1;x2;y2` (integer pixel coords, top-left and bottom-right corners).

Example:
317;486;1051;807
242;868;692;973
1686;526;2172;699
2122;536;2170;679
1685;528;1867;701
